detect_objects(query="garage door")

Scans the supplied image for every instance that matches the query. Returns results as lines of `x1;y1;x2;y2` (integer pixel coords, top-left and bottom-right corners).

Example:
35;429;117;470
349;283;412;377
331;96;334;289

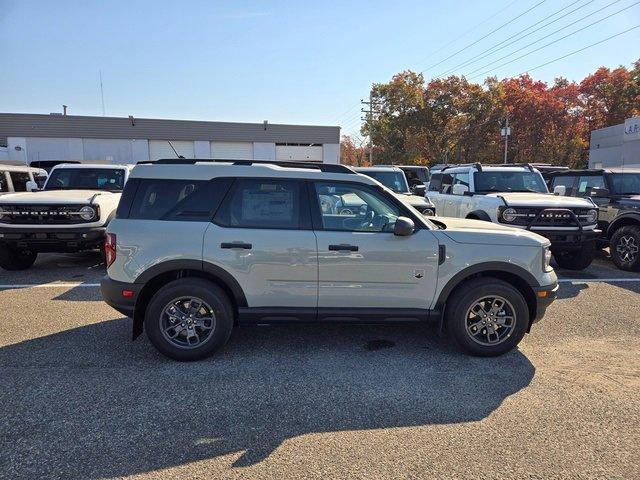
276;145;323;162
211;142;253;160
149;140;195;160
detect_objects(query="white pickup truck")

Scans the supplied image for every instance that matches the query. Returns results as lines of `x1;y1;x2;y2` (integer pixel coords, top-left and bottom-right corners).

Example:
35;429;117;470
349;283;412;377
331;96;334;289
0;163;132;270
426;163;601;270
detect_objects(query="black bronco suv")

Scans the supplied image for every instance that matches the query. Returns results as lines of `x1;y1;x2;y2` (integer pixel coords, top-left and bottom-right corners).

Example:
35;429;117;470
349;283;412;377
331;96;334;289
544;168;640;271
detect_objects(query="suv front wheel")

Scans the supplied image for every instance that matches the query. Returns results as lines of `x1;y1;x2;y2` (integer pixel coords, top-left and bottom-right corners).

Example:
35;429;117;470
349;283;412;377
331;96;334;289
445;277;530;356
552;240;595;271
610;225;640;271
145;278;234;361
0;244;38;271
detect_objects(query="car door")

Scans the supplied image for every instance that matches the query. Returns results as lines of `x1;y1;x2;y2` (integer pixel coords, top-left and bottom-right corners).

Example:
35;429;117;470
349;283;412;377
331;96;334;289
426;173;444;214
203;177;318;309
450;172;471;217
311;180;439;311
439;173;458;217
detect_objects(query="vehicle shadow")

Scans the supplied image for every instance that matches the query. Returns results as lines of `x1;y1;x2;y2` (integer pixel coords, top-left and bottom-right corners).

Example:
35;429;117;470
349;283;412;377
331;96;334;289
0;319;535;479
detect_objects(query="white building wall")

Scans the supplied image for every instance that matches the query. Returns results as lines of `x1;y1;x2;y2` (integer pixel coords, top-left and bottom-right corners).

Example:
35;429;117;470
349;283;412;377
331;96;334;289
83;138;134;164
7;137;27;164
194;141;210;158
24;137;83;163
131;139;150;163
323;143;340;164
253;142;276;160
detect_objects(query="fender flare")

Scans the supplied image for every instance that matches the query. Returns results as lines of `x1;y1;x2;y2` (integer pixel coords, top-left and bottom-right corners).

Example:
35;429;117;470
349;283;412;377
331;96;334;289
607;213;640;237
134;259;248;308
466;210;492;221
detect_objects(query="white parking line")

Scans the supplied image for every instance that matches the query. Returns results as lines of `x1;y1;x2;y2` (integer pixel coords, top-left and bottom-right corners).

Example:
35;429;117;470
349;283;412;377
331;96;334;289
0;283;101;289
558;278;640;283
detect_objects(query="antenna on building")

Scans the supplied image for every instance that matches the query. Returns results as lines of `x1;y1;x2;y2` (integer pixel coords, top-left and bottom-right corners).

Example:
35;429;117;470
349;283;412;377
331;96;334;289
99;70;106;116
62;105;68;116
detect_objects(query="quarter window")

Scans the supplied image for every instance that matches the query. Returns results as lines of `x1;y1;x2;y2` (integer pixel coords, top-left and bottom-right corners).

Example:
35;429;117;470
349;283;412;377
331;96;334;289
215;178;303;229
129;178;231;221
314;182;400;232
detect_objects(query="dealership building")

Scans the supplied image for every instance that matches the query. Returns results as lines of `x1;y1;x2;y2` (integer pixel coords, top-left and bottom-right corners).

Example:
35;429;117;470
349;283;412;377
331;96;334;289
589;116;640;169
0;113;340;165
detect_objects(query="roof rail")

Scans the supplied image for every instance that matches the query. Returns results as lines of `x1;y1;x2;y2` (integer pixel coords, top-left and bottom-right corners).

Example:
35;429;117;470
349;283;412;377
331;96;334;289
138;158;355;174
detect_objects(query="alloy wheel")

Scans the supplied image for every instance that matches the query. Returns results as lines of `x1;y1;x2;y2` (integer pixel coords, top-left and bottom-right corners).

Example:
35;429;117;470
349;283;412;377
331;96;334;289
616;235;639;263
465;295;517;346
160;296;217;349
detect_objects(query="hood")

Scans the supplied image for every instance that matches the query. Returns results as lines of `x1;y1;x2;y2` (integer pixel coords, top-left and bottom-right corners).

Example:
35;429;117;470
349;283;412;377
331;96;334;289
487;192;595;208
394;192;431;207
433;216;549;247
0;190;114;205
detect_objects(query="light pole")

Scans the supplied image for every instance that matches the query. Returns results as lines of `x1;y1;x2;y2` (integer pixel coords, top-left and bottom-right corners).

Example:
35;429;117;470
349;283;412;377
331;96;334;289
501;115;510;164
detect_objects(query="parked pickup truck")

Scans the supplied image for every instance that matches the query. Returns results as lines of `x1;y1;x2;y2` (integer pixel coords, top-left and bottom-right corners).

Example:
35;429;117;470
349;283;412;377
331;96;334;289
426;163;601;270
0;163;132;270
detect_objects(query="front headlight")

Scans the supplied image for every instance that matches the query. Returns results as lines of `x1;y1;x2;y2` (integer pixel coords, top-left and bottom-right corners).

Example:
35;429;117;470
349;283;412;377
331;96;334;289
501;207;518;222
543;246;553;272
422;208;435;217
585;209;598;224
79;206;97;221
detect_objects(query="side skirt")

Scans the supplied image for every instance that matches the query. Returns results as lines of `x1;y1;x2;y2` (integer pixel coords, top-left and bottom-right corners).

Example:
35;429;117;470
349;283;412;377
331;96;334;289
237;307;440;324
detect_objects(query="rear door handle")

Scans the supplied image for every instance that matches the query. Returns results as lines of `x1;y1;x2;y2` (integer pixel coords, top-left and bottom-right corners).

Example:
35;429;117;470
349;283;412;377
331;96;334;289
329;244;359;252
221;242;252;250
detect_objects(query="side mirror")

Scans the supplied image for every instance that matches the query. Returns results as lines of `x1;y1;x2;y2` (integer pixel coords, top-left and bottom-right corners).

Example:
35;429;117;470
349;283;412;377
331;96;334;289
412;185;426;197
553;185;566;196
394;217;415;236
25;180;39;192
588;187;610;198
452;184;469;196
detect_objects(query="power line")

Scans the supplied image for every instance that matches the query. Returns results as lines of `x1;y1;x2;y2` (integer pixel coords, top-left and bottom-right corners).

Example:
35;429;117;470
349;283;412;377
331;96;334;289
520;24;640;73
436;0;594;78
418;0;548;74
469;1;640;79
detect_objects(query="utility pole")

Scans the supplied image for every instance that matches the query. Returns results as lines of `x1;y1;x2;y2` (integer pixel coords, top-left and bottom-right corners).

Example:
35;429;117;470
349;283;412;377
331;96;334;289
361;93;380;165
501;115;511;164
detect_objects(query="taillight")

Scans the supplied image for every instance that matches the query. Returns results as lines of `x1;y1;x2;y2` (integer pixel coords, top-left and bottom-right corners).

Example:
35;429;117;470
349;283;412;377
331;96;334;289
104;233;116;268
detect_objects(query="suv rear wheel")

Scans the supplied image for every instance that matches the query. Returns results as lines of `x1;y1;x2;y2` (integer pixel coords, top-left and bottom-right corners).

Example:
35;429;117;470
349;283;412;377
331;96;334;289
610;225;640;271
445;277;529;357
145;278;234;361
0;244;38;271
552;240;595;271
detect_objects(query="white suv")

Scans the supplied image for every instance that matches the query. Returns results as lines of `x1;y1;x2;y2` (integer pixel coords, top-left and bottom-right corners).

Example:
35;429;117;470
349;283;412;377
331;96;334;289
0;163;132;270
101;159;558;361
427;164;601;270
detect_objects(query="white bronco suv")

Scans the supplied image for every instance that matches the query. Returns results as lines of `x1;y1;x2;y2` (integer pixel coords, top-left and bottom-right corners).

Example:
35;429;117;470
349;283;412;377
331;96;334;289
427;163;601;270
0;163;132;270
101;159;558;361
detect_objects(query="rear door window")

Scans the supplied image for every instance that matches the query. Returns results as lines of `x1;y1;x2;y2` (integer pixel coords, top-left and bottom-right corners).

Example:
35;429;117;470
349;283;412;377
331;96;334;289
214;178;306;230
577;175;606;195
428;173;442;192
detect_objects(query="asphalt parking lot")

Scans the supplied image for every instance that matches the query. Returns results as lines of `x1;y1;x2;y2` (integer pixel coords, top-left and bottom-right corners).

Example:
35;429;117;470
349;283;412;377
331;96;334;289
1;251;638;479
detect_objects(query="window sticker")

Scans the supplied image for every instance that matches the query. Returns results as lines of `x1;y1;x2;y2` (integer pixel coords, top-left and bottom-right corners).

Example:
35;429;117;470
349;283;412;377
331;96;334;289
242;190;293;222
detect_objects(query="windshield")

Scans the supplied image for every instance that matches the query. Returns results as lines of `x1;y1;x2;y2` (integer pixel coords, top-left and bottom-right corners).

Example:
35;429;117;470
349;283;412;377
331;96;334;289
473;171;548;193
608;173;640;195
362;171;410;193
45;168;126;191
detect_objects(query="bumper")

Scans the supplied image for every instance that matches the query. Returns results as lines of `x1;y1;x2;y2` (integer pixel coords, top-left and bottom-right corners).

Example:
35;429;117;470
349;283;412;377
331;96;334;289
0;226;106;253
100;276;142;319
531;228;601;248
531;281;559;324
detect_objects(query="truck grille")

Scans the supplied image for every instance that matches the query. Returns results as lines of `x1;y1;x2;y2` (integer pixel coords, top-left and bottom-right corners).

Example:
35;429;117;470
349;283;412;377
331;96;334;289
500;207;596;228
0;205;95;225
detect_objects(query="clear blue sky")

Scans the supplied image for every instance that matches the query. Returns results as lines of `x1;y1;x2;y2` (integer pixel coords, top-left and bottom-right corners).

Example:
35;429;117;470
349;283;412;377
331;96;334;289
1;0;638;136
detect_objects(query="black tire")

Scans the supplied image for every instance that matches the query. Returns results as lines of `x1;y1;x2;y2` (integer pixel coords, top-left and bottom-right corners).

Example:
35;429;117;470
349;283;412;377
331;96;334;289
552;240;595;271
445;277;530;357
609;225;640;272
0;244;37;271
144;278;234;361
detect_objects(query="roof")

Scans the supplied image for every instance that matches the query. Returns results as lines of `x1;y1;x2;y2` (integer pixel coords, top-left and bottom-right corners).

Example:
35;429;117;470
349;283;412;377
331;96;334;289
129;161;377;185
0;163;46;174
52;163;134;171
355;166;403;172
0;113;340;144
545;167;640;176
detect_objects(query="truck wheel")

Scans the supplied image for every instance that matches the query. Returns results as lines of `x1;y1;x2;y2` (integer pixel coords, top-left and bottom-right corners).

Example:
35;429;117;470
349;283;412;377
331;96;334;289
144;278;234;361
445;277;529;357
552;240;595;271
610;225;640;272
0;244;37;270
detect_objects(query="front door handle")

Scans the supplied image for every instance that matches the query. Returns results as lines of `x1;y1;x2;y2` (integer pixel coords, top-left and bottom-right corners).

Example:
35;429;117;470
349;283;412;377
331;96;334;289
221;242;252;250
329;244;359;252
